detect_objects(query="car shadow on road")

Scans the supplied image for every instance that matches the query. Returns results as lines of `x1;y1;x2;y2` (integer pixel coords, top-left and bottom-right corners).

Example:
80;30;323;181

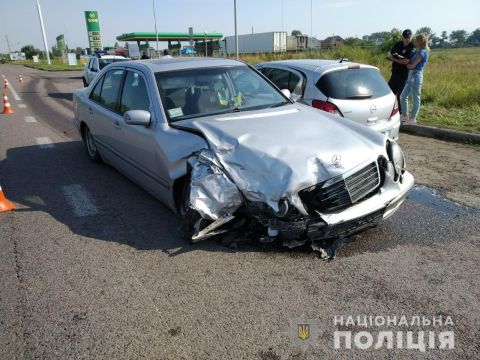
0;141;325;257
3;141;470;259
48;92;73;101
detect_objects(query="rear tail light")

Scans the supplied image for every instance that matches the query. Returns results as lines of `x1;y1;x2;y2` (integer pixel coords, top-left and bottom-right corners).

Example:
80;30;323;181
312;100;343;116
390;98;399;117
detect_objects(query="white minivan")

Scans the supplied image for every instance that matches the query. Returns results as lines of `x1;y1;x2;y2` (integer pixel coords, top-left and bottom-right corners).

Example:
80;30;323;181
82;55;131;87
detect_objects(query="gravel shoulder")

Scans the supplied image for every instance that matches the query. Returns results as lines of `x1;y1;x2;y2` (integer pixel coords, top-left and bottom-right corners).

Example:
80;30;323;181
399;134;480;208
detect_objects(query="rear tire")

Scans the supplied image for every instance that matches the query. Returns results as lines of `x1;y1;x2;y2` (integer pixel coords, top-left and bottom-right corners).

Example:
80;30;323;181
82;125;101;163
82;78;88;87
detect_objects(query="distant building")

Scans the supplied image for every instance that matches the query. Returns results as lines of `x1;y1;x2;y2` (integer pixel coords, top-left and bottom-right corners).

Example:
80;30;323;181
9;52;26;61
320;36;345;49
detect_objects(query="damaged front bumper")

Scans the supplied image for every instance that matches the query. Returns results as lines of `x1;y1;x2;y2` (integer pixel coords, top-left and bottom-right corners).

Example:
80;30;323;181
187;148;414;255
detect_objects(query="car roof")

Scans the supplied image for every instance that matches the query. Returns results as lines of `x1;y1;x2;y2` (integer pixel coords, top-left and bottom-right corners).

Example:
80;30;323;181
257;59;377;73
97;55;129;59
123;57;247;73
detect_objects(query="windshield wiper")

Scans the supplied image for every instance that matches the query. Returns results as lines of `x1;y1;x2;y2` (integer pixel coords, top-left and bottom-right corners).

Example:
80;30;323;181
346;94;373;99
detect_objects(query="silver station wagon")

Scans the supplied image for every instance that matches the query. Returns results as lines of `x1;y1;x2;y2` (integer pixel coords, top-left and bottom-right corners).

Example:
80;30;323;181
255;59;401;140
73;58;413;258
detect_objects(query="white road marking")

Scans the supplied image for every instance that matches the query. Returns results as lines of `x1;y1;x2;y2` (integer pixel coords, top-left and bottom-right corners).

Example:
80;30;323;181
35;137;55;148
18;104;27;108
4;79;21;101
0;75;22;101
25;116;37;123
62;184;99;217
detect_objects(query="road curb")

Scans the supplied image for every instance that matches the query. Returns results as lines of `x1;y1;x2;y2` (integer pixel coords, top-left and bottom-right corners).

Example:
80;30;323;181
400;124;480;145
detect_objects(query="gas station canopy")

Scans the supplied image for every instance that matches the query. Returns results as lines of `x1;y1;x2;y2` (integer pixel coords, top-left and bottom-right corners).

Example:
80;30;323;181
116;32;223;42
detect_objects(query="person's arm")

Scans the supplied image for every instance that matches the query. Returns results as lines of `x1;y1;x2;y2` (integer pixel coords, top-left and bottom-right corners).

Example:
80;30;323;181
407;52;423;69
390;56;410;65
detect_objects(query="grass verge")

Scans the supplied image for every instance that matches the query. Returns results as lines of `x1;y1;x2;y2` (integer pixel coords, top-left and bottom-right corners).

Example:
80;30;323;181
11;60;84;71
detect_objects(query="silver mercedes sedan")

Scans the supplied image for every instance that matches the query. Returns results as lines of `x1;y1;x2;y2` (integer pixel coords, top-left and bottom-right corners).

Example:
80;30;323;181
73;58;413;257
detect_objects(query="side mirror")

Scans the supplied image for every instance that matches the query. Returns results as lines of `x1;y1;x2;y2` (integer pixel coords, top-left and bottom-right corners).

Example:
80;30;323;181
124;110;151;126
281;89;291;99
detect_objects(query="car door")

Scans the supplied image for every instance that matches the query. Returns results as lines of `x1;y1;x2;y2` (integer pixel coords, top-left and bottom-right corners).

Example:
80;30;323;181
88;68;126;165
112;69;169;197
261;66;305;102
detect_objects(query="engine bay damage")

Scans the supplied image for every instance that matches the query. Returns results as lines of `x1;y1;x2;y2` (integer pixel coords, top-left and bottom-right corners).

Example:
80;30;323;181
185;147;413;259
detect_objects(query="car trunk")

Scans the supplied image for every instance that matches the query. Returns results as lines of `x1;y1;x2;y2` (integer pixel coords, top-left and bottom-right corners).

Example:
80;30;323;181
316;67;394;126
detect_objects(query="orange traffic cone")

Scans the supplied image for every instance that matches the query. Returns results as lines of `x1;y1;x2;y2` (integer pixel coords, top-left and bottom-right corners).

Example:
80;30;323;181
0;185;15;212
3;79;9;91
18;75;23;84
1;92;14;114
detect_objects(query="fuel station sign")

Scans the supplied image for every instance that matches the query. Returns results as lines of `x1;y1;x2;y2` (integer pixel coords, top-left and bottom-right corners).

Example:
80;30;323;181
84;11;103;52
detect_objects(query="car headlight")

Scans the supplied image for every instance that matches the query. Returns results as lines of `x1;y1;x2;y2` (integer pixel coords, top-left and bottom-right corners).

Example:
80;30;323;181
386;141;405;181
275;197;290;218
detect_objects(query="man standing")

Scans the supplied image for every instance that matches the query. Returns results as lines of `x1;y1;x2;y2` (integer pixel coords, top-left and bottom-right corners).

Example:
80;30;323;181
387;29;415;112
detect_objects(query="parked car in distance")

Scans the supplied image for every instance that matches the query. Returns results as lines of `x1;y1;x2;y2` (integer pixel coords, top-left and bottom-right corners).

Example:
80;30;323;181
82;54;131;87
73;58;413;257
255;59;401;140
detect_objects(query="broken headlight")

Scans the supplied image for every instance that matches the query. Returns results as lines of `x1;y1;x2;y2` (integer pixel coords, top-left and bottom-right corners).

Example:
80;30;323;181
275;197;290;218
386;140;405;181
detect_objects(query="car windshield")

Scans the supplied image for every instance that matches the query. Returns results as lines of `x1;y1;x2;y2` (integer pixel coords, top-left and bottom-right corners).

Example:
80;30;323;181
155;66;289;122
316;67;391;100
98;58;128;70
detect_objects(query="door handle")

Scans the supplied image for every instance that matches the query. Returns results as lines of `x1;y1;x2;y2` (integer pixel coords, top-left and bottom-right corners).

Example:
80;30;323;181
112;121;121;129
88;107;93;115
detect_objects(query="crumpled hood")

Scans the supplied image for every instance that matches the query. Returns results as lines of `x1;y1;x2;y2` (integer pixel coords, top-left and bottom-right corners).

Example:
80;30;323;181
179;104;386;212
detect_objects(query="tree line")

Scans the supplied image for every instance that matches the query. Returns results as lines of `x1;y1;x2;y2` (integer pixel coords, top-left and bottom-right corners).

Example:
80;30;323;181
349;27;480;51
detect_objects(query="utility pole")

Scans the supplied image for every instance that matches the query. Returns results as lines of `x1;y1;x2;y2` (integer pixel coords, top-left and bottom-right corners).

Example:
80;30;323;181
153;0;160;58
5;35;12;54
204;32;207;57
35;0;51;64
234;0;239;60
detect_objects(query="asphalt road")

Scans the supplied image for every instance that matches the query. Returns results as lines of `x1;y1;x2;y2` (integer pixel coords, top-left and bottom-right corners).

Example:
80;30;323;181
0;64;479;360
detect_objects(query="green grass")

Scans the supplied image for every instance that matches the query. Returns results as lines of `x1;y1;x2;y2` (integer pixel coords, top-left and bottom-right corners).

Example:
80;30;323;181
237;47;480;133
12;60;84;71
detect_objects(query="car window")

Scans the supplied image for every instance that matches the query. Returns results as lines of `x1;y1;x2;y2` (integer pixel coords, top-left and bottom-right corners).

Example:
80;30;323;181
264;68;303;95
155;66;287;122
89;75;104;102
98;69;124;112
120;71;150;113
316;68;391;100
265;68;290;91
99;58;128;70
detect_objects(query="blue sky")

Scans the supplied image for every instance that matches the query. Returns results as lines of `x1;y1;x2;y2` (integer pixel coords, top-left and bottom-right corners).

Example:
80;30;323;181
1;0;479;52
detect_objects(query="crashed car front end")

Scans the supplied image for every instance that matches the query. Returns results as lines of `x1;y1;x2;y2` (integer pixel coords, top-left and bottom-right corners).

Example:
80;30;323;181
187;136;414;257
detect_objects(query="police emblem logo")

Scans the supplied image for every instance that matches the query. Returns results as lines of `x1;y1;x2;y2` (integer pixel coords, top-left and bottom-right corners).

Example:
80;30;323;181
298;324;310;341
288;316;318;352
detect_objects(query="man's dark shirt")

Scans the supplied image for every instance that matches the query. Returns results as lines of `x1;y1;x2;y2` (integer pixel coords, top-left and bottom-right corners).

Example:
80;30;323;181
390;41;415;76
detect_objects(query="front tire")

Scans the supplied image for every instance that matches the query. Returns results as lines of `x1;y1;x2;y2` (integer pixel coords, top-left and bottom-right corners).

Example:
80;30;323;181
82;125;101;163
